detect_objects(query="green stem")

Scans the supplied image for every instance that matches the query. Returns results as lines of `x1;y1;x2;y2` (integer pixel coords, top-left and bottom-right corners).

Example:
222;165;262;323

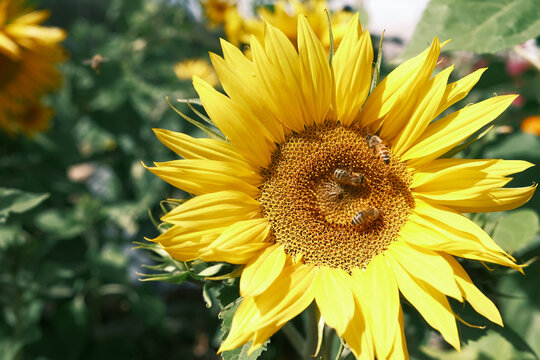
325;329;336;359
304;303;319;359
334;340;344;360
282;322;305;356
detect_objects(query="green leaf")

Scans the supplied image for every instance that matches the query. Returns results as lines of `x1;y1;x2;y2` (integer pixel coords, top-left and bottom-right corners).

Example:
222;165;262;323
74;117;117;157
497;255;540;359
0;339;23;360
207;278;240;310
492;325;539;360
197;263;228;277
0;188;49;223
484;132;540;160
406;0;540;56
422;329;537;360
219;299;269;360
35;209;87;240
221;341;269;360
492;209;540;254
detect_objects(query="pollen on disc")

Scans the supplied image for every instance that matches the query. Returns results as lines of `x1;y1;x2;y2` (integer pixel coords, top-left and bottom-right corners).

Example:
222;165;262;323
258;122;414;272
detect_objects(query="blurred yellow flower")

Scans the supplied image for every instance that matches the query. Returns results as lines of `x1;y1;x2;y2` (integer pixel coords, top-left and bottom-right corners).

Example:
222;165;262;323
0;96;52;136
0;0;66;98
0;0;66;136
174;58;218;87
149;14;536;359
223;0;351;50
202;0;236;28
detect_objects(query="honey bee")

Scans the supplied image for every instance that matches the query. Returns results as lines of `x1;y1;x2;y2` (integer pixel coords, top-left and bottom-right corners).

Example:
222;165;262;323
351;207;381;226
83;54;110;74
333;168;364;186
366;134;390;164
323;181;344;201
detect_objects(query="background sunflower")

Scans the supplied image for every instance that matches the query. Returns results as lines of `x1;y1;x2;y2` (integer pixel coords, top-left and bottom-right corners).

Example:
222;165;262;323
0;0;65;135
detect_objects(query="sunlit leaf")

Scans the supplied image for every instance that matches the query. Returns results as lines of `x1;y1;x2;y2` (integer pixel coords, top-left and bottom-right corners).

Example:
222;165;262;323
492;209;540;254
484;132;540;160
35;209;86;240
0;188;49;223
497;257;540;359
406;0;540;56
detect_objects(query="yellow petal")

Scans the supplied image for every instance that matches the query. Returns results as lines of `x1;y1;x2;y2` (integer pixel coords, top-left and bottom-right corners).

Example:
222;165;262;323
402;95;517;167
211;40;286;143
147;159;260;197
387;253;461;351
220;263;316;352
162;190;261;229
250;324;285;353
342;283;374;360
333;14;373;126
412;159;534;189
408;199;519;269
314;267;355;335
416;184;537;212
399;216;516;268
253;25;306;131
379;39;441;141
443;254;503;326
201;218;271;264
358;38;440;131
436;68;487;116
392;66;453;156
193;76;275;168
150;226;223;261
219;297;259;352
6;24;66;43
387;241;462;301
240;244;287;296
297;15;332;126
152;128;252;166
388;307;409;360
353;254;400;359
11;10;50;25
0;32;20;59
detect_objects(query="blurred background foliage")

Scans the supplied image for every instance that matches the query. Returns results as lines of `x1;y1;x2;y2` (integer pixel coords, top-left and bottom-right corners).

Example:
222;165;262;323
0;0;539;359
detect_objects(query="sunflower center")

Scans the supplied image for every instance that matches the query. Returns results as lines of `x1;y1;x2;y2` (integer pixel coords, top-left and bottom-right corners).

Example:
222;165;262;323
258;123;414;272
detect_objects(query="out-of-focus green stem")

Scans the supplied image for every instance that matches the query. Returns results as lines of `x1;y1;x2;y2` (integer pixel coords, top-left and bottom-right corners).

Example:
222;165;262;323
304;303;319;359
282;322;305;356
334;340;344;360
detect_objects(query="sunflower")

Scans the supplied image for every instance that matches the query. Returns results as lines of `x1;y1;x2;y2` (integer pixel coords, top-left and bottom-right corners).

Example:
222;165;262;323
0;95;52;135
147;14;536;359
256;0;351;49
0;0;66;100
201;0;236;28
223;0;351;51
0;0;66;136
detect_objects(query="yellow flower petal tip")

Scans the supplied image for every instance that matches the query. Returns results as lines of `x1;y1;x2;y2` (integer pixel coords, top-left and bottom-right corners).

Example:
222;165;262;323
146;11;536;359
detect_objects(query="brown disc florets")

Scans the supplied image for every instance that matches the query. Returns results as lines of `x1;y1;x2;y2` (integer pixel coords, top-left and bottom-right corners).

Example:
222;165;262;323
258;122;414;272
